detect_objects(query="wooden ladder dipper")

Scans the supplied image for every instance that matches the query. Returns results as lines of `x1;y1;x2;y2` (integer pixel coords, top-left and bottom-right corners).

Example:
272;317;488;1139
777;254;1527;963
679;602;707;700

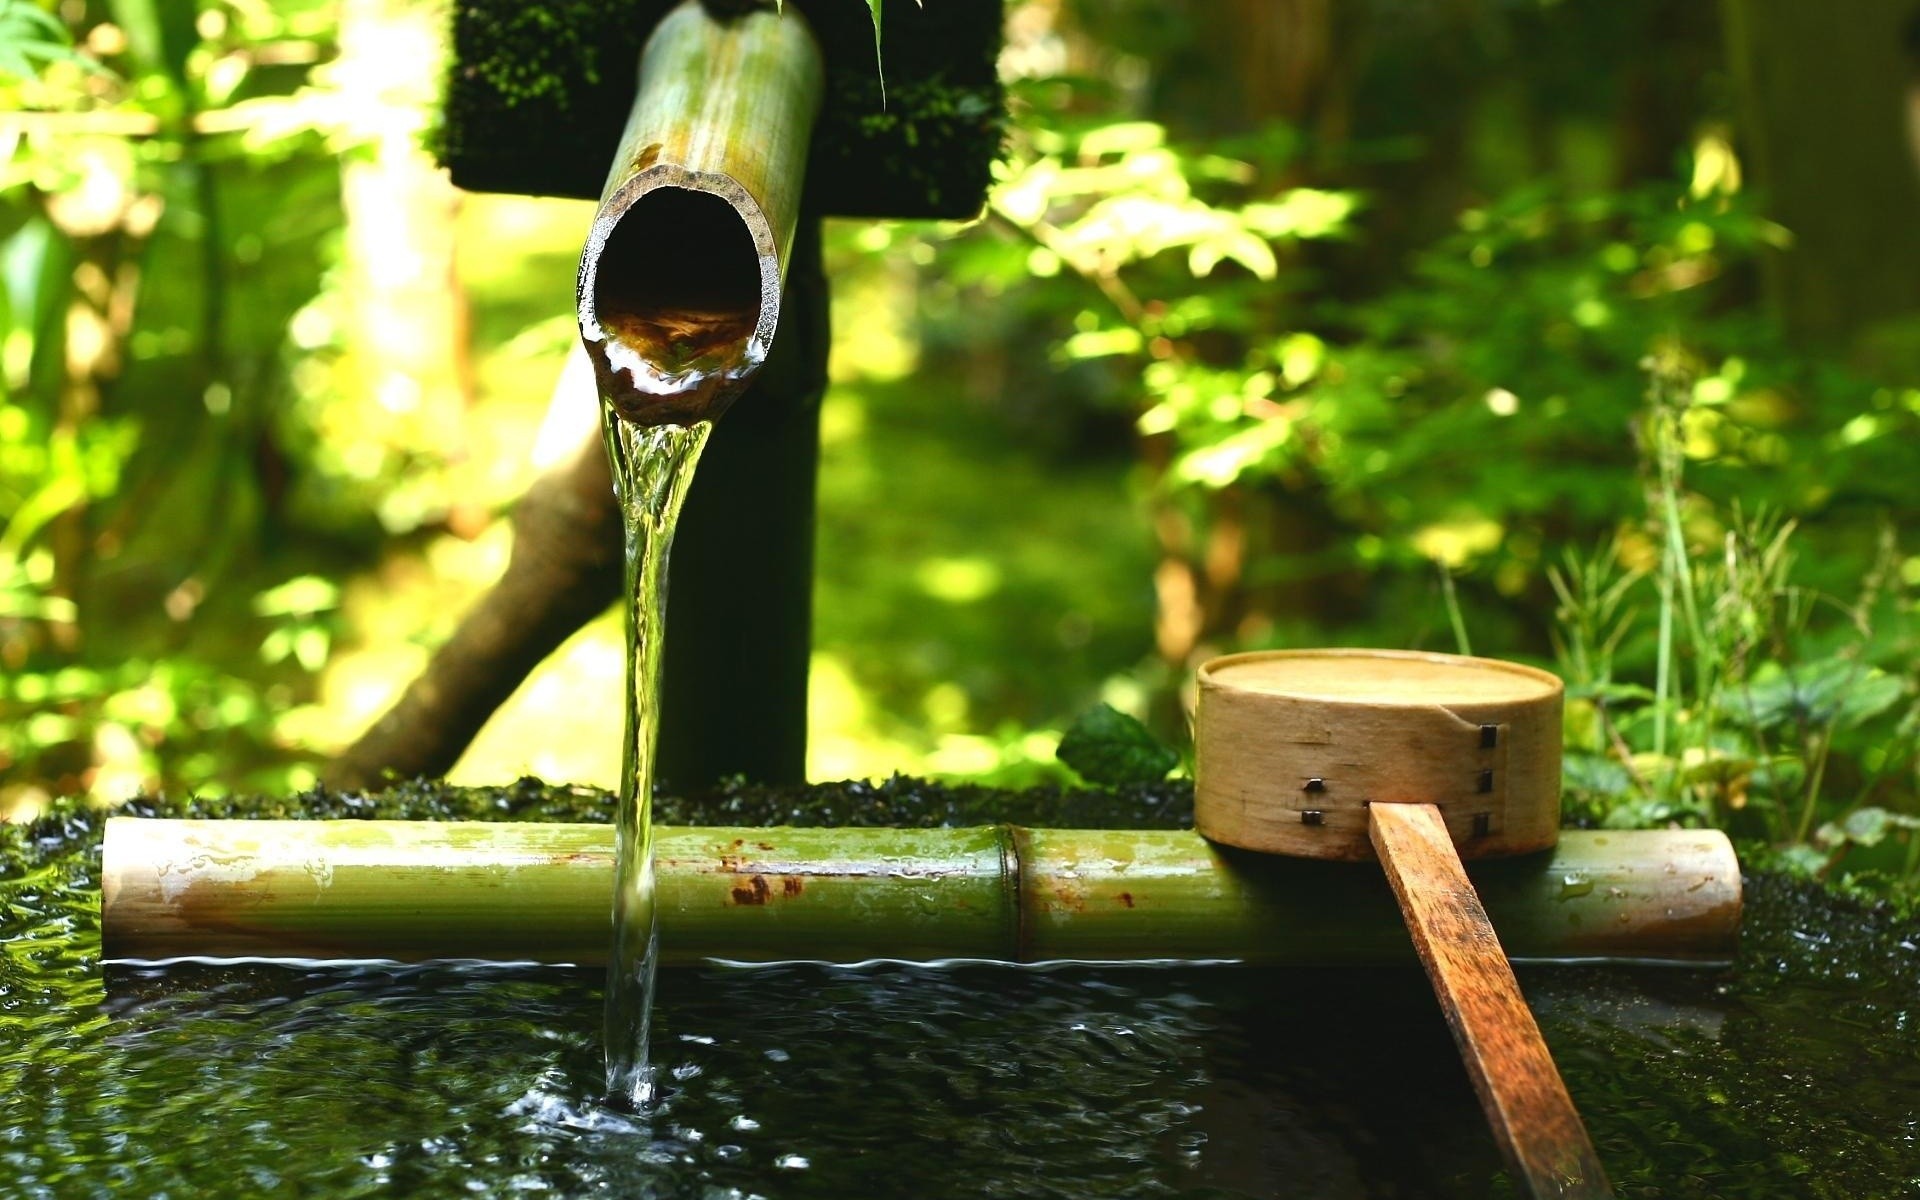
1195;648;1613;1199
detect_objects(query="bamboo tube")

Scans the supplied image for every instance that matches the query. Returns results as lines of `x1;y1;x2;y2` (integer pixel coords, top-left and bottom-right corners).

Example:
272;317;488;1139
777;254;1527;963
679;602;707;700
101;820;1740;967
577;0;823;426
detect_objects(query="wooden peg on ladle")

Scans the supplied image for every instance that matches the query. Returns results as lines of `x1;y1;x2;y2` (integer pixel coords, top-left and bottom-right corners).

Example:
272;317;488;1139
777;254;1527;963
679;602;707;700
1195;648;1613;1199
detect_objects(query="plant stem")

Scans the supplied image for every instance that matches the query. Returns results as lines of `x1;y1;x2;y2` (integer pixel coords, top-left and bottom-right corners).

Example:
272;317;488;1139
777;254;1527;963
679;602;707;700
1795;727;1834;845
1654;564;1674;760
1439;561;1473;657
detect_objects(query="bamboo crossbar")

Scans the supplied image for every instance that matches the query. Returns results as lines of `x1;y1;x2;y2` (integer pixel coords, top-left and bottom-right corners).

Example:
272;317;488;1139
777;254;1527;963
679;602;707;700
101;820;1740;967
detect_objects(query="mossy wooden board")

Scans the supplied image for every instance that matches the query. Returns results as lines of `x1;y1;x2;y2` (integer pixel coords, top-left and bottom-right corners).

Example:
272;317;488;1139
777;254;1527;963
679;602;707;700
439;0;1004;218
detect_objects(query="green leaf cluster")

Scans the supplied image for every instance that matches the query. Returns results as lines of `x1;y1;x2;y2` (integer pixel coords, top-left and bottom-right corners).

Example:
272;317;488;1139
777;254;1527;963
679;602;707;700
901;76;1920;897
0;0;94;81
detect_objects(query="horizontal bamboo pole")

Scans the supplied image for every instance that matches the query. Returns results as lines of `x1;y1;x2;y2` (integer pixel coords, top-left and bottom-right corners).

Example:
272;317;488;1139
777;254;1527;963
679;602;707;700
100;820;1740;967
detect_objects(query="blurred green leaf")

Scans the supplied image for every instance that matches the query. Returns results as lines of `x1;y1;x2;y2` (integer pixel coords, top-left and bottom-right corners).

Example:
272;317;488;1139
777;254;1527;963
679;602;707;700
1816;807;1920;851
0;0;90;80
1562;751;1636;800
252;575;340;618
1056;704;1177;787
1736;659;1905;732
1773;843;1831;878
292;627;330;673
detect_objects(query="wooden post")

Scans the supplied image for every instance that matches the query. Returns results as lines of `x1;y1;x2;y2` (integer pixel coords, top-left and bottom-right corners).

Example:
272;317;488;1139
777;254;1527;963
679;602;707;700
569;1;827;787
328;1;1007;788
658;220;825;789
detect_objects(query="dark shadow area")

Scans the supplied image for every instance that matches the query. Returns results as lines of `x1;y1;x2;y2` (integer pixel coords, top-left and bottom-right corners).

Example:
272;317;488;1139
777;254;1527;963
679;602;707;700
593;186;761;372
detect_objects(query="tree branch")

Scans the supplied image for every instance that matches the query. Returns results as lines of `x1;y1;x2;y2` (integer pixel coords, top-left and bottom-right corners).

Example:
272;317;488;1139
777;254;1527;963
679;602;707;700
325;392;621;790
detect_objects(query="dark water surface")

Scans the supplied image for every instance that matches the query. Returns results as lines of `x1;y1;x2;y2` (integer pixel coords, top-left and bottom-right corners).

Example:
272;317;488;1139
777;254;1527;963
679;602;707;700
5;779;1919;1198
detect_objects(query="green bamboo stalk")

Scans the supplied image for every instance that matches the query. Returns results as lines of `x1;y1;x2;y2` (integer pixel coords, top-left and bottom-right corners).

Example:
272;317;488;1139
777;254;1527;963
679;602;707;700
577;0;823;426
102;820;1740;967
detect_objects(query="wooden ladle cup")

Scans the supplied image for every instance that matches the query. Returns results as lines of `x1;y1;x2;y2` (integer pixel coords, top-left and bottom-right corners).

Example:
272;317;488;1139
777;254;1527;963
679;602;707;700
1196;648;1613;1200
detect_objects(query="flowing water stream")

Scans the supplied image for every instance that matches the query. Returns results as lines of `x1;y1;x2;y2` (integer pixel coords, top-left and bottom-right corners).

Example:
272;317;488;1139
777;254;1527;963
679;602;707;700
600;413;711;1108
586;183;771;1107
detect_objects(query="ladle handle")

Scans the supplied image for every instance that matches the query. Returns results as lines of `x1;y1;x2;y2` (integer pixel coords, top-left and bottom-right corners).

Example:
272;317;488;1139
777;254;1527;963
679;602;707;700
1369;802;1614;1199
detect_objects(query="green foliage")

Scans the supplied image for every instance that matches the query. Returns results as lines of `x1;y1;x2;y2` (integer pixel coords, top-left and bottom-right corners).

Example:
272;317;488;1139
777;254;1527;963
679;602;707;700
0;0;93;81
901;72;1920;897
1549;364;1919;898
923;93;1904;627
2;0;351;804
971;105;1362;483
253;575;341;673
1055;703;1177;787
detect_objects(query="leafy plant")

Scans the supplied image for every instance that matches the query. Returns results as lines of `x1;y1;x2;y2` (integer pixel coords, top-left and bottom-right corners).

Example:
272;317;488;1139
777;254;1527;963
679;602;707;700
1;0;350;806
920;89;1360;716
772;0;910;101
1056;703;1178;786
0;0;96;81
254;575;341;674
1551;357;1919;896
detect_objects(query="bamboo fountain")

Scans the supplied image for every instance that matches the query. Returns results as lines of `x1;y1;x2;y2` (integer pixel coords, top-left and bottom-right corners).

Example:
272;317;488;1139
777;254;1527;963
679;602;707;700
104;644;1730;1194
570;0;821;1108
98;2;1739;1194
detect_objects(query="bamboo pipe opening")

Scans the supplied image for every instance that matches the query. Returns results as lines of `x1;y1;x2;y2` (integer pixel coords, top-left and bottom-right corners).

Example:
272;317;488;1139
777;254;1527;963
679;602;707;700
593;186;765;376
581;175;778;426
575;1;821;428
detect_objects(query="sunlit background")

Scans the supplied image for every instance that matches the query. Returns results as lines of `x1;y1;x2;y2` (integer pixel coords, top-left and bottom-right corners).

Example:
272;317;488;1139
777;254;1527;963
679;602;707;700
5;0;1920;886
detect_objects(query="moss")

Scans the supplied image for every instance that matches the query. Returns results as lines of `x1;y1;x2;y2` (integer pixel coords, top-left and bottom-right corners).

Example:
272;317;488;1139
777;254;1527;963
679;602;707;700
455;2;604;107
81;772;1191;830
438;0;1004;218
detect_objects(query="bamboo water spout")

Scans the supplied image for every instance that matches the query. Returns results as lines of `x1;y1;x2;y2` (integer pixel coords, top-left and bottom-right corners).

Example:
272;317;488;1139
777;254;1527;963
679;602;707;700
578;0;823;427
574;0;823;1106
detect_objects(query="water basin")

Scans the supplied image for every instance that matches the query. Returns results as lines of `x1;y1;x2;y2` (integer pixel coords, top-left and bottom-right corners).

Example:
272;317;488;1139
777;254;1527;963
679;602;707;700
5;779;1918;1198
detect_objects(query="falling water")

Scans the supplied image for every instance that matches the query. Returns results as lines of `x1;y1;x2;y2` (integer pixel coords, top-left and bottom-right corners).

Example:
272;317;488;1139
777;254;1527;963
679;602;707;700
584;179;771;1109
600;411;711;1107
